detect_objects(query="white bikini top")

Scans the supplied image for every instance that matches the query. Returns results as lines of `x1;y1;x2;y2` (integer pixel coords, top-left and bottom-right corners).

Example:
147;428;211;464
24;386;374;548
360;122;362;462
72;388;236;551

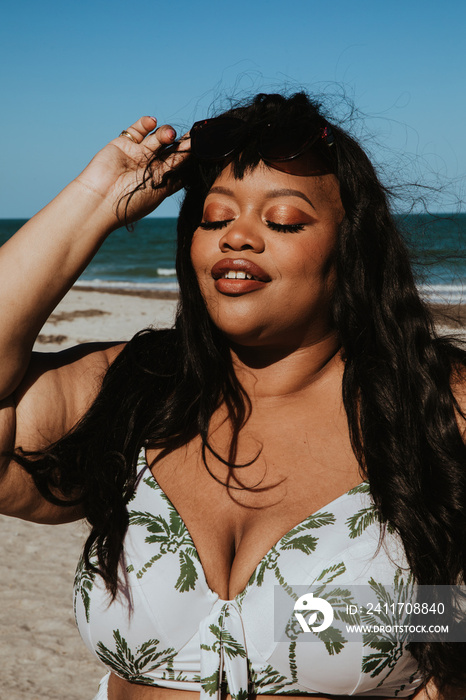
74;449;423;698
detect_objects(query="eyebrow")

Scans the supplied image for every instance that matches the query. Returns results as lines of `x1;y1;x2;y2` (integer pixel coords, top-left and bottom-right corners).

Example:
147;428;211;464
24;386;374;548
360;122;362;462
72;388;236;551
208;186;315;210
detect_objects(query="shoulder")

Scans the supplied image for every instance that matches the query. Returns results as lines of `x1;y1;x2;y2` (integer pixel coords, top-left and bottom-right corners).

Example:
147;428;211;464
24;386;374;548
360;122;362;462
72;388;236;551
14;341;127;450
14;327;179;451
0;341;126;522
0;329;178;522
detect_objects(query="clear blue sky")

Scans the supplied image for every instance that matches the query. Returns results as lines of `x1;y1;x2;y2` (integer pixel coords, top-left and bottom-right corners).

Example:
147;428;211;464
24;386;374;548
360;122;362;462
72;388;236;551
1;0;465;217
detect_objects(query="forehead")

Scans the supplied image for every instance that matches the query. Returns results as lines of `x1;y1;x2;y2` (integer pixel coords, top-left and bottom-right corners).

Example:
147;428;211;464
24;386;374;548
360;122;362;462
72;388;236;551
205;162;344;218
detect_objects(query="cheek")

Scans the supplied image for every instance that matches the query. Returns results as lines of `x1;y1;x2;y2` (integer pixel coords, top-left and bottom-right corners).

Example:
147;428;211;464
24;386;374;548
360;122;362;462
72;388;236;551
306;224;338;274
283;237;336;283
190;233;215;294
190;233;206;275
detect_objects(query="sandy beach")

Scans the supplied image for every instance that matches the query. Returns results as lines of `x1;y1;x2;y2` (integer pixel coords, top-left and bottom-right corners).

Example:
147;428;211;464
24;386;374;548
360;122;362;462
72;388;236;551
1;285;465;700
1;287;178;700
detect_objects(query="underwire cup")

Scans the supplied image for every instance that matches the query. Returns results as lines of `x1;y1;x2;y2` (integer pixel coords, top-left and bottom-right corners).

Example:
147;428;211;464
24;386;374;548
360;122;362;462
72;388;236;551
92;672;110;700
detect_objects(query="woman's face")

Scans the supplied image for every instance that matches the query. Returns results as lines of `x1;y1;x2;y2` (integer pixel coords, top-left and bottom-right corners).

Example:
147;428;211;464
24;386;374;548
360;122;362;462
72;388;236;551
190;162;345;349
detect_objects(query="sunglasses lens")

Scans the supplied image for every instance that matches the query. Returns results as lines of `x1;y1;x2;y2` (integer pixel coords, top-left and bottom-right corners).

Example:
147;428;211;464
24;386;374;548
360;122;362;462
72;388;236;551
264;153;333;177
191;117;245;160
190;116;334;175
259;121;321;162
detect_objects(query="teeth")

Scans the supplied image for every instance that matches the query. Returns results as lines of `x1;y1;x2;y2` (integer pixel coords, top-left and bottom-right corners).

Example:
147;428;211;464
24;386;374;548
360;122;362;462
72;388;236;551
223;271;254;280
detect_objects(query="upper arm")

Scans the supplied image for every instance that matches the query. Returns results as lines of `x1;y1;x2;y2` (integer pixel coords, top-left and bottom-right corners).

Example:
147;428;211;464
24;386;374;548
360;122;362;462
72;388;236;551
0;341;125;523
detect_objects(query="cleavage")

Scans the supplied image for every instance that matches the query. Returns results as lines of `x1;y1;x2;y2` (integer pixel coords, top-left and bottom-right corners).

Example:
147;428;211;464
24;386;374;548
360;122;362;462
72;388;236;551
145;441;362;600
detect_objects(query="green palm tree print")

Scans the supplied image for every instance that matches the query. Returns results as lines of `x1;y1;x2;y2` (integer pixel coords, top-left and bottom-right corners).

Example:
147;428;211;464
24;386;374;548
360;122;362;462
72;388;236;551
248;511;336;592
127;476;200;589
96;629;176;685
361;570;419;687
74;544;98;624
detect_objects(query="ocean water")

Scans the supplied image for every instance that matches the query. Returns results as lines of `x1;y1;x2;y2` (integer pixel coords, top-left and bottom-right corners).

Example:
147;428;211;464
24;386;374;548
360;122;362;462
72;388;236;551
398;214;465;303
0;215;464;303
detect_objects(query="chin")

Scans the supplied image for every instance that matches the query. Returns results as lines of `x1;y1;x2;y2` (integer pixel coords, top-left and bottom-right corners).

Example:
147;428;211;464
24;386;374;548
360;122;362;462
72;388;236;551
213;323;267;346
212;317;337;352
212;322;290;350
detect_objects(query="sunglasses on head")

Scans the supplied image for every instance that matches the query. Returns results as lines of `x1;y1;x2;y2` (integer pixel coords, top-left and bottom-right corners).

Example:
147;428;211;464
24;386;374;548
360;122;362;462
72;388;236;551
190;116;335;175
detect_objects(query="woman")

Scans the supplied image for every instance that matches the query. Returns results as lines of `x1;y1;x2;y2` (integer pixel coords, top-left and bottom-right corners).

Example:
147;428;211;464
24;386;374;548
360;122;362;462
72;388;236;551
0;93;465;700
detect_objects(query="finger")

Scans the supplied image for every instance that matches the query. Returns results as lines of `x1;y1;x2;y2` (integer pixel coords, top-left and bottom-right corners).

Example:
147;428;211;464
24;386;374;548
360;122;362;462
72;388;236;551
156;133;192;196
164;132;191;165
176;131;191;148
143;129;190;159
143;123;178;150
117;116;158;144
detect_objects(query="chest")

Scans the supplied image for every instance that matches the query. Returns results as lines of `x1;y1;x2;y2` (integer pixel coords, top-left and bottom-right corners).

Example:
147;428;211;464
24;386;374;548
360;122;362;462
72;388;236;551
75;464;420;698
146;403;361;600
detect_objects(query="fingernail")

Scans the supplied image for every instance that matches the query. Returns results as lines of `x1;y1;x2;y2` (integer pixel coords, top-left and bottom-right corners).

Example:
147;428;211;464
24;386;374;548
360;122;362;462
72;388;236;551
150;116;157;123
168;128;176;140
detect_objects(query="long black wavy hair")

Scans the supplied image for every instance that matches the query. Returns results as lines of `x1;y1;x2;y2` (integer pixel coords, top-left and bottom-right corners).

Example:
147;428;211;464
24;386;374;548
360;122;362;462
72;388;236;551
15;92;466;693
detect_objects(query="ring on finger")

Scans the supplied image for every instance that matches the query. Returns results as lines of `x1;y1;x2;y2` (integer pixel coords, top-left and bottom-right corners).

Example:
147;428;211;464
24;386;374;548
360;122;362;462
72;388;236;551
119;129;138;143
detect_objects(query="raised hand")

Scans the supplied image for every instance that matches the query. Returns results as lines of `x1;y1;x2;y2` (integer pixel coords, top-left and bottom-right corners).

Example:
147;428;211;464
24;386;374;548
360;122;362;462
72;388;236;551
75;116;190;228
0;115;190;397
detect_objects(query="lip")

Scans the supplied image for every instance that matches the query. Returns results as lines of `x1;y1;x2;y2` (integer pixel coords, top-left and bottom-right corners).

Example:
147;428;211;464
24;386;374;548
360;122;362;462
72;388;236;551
210;258;271;295
211;258;271;282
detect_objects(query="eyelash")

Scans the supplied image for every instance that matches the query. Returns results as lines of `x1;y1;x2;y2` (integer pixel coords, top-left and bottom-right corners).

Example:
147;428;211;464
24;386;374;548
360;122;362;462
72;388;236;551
199;220;233;230
199;219;305;233
265;220;305;233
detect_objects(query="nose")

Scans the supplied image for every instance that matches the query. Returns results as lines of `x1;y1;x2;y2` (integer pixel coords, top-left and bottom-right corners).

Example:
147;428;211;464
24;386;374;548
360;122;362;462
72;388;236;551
218;217;265;253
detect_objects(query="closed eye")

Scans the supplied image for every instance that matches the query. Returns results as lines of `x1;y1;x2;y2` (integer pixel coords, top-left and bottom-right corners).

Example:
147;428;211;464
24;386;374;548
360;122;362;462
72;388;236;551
266;221;305;233
199;220;234;230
